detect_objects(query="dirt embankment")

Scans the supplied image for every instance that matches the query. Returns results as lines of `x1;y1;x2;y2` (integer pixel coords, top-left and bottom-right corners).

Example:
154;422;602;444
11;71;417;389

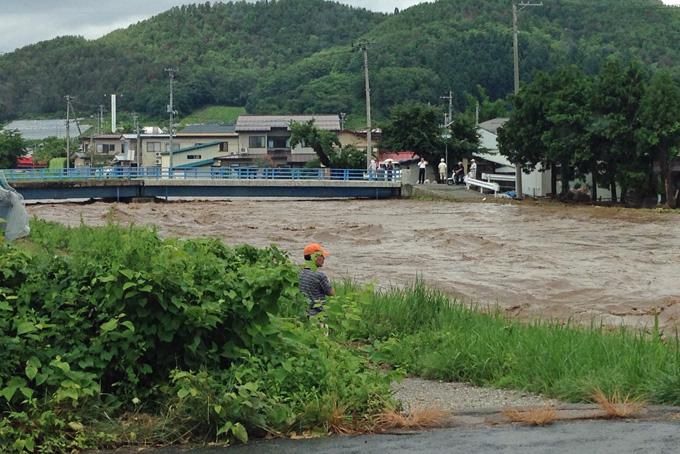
28;199;680;332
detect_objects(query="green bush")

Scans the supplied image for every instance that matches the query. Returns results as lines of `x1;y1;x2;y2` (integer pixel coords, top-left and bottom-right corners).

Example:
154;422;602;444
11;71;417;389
0;220;391;452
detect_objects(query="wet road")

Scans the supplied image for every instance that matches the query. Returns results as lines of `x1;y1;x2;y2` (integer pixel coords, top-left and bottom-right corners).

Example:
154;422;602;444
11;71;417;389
154;420;680;453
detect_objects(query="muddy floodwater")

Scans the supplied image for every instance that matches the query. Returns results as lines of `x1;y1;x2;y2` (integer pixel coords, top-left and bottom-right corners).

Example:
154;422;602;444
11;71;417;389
28;199;680;331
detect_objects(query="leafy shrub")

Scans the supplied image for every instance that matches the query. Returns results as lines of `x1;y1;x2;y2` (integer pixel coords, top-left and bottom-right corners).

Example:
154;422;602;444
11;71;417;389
0;220;391;451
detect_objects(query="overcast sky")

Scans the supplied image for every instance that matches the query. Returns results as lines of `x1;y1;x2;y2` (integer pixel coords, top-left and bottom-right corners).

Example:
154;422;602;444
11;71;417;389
1;0;679;53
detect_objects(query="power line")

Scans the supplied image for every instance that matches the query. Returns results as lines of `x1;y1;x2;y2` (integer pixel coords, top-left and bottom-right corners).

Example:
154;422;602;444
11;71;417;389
513;1;542;199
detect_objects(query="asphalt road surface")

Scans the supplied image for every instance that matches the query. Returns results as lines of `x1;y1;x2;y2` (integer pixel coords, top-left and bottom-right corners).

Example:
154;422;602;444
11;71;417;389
154;420;680;454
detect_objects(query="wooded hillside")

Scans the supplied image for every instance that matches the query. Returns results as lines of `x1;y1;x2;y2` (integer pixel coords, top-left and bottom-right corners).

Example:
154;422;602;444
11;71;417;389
0;0;678;123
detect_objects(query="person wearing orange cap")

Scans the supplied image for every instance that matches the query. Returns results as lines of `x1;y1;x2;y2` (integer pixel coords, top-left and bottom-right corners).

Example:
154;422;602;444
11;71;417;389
299;243;335;316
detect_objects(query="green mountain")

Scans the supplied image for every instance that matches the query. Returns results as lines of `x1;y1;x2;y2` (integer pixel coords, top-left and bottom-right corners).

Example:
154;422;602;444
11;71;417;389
1;0;679;123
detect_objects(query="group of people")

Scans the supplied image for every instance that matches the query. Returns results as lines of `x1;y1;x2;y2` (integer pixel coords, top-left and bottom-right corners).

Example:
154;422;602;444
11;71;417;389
368;159;396;181
418;157;477;184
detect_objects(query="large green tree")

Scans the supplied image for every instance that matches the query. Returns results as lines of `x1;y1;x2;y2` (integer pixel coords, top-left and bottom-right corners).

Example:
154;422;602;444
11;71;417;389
445;115;480;164
381;101;443;162
499;68;593;197
542;66;593;196
30;137;68;164
638;70;680;209
588;59;648;202
289;120;340;167
0;130;26;169
498;72;555;192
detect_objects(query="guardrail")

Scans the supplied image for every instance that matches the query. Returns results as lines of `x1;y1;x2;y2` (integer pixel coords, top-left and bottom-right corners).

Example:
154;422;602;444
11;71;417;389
464;176;500;194
481;172;516;183
1;167;402;183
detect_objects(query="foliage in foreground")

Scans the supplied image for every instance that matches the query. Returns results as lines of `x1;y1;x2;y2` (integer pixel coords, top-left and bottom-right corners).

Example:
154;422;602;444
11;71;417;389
0;220;391;452
326;280;680;405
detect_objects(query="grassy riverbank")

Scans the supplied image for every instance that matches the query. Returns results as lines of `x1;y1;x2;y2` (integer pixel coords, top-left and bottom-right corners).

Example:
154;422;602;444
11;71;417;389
326;281;680;405
2;220;679;452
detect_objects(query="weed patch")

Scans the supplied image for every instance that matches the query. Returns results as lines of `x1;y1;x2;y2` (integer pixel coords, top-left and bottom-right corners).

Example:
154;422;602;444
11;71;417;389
502;407;558;426
326;280;680;406
591;388;646;419
373;408;450;431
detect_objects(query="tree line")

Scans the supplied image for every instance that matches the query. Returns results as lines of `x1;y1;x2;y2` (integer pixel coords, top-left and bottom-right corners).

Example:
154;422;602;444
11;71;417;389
2;0;680;125
498;59;680;208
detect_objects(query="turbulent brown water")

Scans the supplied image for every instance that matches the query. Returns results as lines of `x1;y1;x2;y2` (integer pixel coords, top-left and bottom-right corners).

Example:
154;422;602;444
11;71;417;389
28;199;680;331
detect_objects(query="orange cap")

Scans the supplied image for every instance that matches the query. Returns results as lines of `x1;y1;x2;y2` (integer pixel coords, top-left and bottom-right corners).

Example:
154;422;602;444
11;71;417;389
303;243;330;257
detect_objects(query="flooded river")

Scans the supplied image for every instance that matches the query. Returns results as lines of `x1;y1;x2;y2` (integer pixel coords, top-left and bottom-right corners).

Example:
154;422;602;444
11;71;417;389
28;199;680;331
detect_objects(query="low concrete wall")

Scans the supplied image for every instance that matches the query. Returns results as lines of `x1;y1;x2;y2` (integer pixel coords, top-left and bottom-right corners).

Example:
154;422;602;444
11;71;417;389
15;179;402;201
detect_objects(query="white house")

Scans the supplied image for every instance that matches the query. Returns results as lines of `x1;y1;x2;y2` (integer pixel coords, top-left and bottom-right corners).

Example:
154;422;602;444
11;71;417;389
476;118;551;197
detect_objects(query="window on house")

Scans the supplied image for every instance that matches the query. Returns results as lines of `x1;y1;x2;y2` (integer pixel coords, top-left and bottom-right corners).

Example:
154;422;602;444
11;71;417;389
165;143;180;152
249;135;266;148
219;142;228;152
147;142;162;153
187;155;202;160
96;143;116;153
268;136;288;149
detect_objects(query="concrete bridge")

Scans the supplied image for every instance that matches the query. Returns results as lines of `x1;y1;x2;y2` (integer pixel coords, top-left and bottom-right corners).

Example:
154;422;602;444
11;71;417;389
3;167;402;201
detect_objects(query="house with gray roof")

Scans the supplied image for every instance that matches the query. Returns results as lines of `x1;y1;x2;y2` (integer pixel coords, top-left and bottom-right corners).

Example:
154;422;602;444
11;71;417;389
234;115;341;167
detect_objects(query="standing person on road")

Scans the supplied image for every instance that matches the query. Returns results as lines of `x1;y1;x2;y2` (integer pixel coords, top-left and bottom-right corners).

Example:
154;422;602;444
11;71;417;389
438;158;447;184
468;159;477;180
454;161;465;184
368;159;377;181
386;161;394;181
417;157;428;184
299;243;335;316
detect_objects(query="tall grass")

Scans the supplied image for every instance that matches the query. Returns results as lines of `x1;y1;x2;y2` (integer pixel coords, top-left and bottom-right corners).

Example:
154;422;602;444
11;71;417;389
329;280;680;405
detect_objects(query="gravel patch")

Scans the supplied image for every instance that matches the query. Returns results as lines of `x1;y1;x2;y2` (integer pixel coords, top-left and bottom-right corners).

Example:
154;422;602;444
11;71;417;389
392;377;561;413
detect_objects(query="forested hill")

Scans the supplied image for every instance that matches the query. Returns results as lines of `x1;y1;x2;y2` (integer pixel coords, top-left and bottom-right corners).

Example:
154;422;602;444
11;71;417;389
1;0;679;123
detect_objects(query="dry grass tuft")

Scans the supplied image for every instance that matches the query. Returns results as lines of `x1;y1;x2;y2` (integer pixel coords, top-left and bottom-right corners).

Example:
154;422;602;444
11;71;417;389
591;388;646;419
372;408;450;432
328;405;359;435
502;406;558;426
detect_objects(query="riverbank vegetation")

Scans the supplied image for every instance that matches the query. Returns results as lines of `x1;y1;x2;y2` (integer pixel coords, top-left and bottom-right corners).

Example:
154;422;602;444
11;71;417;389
2;221;680;451
0;221;393;452
327;281;680;405
498;60;680;207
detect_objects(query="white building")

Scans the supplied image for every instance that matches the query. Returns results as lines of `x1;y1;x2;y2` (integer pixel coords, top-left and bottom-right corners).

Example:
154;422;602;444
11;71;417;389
476;118;551;197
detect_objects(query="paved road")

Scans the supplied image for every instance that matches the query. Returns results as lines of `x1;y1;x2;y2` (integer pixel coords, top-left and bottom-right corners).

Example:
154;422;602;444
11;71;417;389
155;420;680;453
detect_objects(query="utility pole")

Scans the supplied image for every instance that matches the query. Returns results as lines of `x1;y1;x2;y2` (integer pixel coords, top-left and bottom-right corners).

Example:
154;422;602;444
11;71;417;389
165;68;178;174
65;95;72;169
132;112;141;168
354;41;372;168
440;90;453;125
512;1;542;199
440;92;454;168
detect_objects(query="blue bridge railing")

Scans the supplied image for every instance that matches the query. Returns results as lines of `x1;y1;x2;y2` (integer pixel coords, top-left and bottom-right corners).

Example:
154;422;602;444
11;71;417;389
2;167;402;183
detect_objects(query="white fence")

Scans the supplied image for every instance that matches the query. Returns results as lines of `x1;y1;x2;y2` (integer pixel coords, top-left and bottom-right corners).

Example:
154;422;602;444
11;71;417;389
481;172;516;183
464;176;500;194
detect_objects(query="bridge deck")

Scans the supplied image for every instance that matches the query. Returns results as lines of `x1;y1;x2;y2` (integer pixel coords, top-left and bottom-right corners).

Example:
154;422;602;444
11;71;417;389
9;176;401;201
